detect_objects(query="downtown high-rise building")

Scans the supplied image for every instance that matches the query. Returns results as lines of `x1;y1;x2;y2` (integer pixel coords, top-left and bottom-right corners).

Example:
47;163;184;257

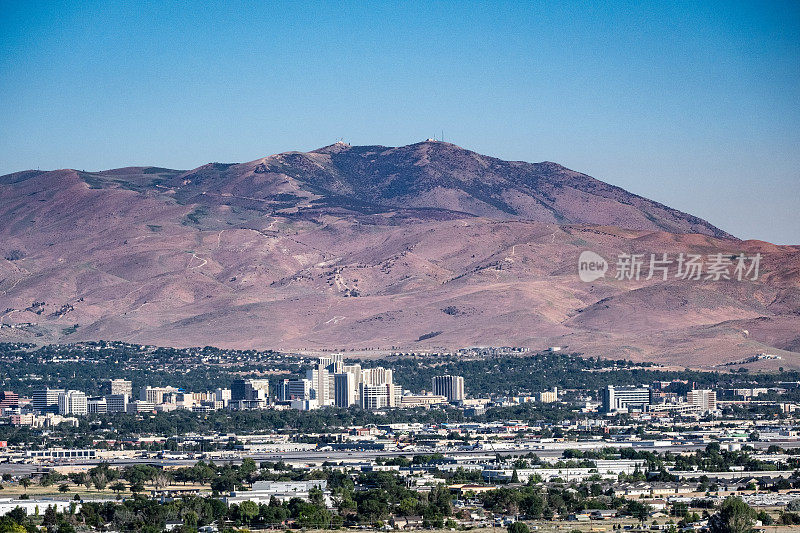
244;380;269;401
687;389;717;413
229;379;270;409
602;385;651;413
281;378;314;402
139;386;179;404
105;394;129;413
358;382;396;409
357;366;397;409
87;397;108;414
104;379;132;399
334;372;357;407
58;390;88;416
32;388;65;413
307;355;345;407
293;356;400;410
432;375;465;402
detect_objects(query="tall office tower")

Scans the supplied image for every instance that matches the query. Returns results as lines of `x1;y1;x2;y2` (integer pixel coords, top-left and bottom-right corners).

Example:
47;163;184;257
307;356;343;407
306;367;328;406
602;385;652;413
320;355;344;405
356;366;397;409
358;382;396;409
334;372;357;407
432;375;465;402
687;389;717;412
342;363;362;404
244;379;270;401
281;379;314;401
58;390;88;416
32;388;65;413
104;379;132;399
231;379;248;402
139;386;177;404
105;394;129;413
325;353;344;373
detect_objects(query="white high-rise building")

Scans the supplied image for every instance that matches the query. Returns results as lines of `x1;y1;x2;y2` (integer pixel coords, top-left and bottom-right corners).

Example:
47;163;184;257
307;355;345;406
306;367;329;406
214;388;232;406
687;389;717;413
356;365;396;409
288;356;401;411
359;383;396;409
245;379;270;401
343;363;362;383
432;375;465;402
140;386;179;404
58;390;88;416
602;385;651;413
105;379;132;398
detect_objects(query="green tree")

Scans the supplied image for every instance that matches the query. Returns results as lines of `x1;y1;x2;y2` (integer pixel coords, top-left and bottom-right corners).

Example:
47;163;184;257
709;497;756;533
309;487;325;506
239;458;257;481
625;500;651;523
92;472;107;491
43;505;58;528
238;500;259;525
508;522;531;533
0;521;27;533
756;510;773;526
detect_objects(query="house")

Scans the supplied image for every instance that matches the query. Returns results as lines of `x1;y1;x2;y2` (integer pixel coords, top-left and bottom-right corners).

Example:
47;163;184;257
449;484;497;496
391;516;424;529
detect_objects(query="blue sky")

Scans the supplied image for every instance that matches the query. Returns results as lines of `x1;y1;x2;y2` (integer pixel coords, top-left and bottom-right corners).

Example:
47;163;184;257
1;1;798;243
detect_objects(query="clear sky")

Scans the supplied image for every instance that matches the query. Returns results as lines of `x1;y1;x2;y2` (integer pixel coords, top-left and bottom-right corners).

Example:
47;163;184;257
1;1;798;243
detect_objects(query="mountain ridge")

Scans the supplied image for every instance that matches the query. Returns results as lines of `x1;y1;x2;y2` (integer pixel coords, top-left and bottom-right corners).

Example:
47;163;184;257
17;140;728;238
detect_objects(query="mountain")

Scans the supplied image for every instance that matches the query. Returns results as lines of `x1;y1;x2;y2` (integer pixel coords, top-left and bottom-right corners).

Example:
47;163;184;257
1;141;798;368
148;141;732;237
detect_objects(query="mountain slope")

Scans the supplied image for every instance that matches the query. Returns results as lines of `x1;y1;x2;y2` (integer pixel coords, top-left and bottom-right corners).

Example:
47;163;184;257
1;141;797;368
